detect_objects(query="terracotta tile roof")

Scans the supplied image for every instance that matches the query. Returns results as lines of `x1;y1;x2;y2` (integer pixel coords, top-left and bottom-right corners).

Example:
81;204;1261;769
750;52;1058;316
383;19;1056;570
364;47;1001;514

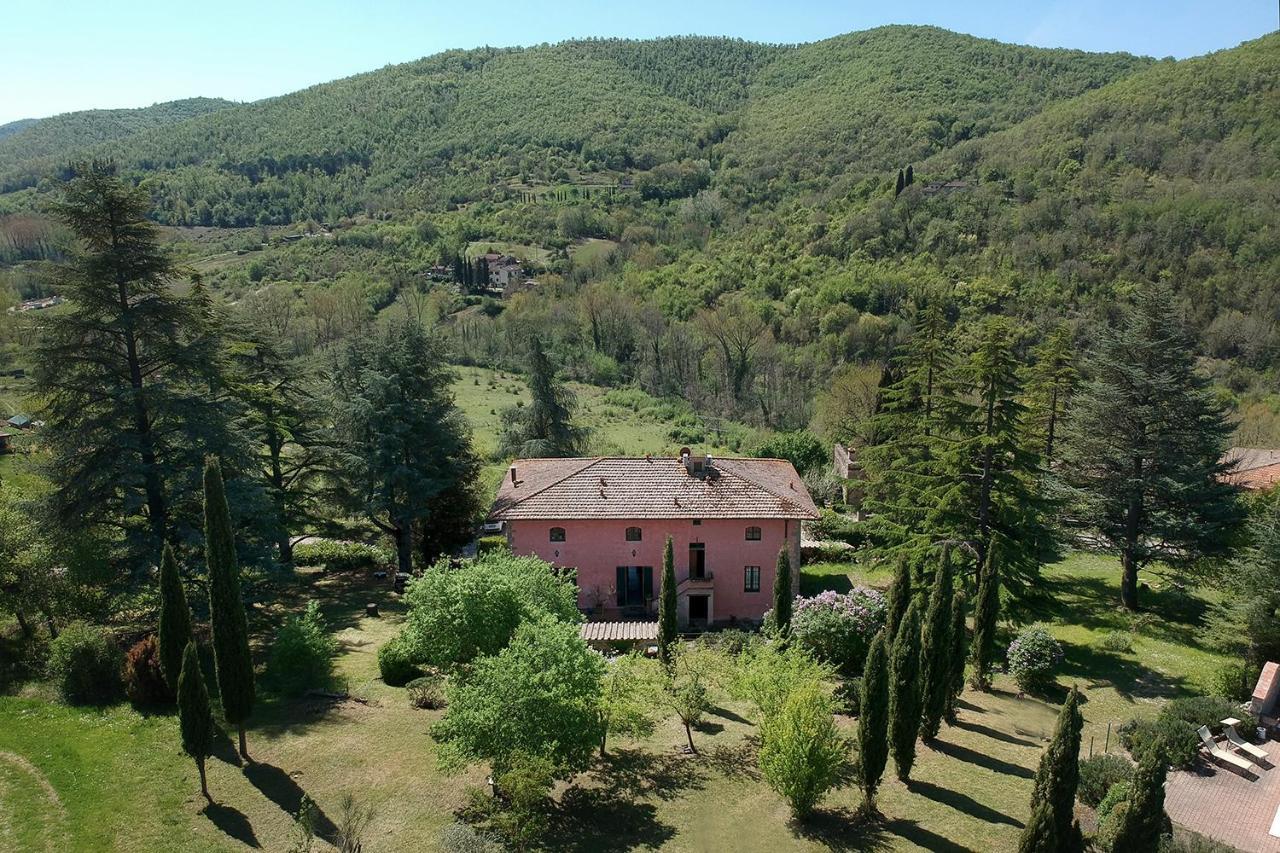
1222;448;1280;491
580;621;658;643
489;456;820;521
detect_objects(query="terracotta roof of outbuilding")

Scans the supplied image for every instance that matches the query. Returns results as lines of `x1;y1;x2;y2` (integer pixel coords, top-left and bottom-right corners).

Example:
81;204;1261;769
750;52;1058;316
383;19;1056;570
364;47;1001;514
580;621;658;643
1222;448;1280;490
489;456;821;521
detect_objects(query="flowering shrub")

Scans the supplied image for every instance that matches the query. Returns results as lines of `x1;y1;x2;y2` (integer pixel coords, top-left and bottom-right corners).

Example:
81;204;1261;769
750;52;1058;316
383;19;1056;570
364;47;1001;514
774;588;887;676
1007;625;1064;693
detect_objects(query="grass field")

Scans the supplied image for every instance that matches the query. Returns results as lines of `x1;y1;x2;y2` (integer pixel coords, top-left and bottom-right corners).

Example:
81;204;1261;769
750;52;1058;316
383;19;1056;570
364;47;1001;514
0;549;1226;852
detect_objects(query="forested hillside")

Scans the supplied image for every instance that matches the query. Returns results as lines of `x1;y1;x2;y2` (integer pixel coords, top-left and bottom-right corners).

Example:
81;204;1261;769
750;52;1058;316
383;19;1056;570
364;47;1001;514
0;97;235;192
0;28;1147;225
2;27;1278;442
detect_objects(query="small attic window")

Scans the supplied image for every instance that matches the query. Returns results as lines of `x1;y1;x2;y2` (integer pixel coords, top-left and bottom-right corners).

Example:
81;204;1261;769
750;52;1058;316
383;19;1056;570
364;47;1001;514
745;526;761;541
692;519;702;526
625;526;642;541
549;527;566;542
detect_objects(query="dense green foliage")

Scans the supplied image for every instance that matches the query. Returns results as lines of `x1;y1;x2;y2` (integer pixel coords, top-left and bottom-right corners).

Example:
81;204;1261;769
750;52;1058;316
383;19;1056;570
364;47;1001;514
395;552;580;670
176;640;215;800
759;685;846;819
857;630;890;811
291;540;393;573
204;458;255;757
1006;625;1065;694
1077;754;1135;809
157;544;192;694
47;621;123;705
434;616;604;776
267;599;338;696
1018;687;1083;853
888;599;923;781
787;588;886;676
1106;747;1169;853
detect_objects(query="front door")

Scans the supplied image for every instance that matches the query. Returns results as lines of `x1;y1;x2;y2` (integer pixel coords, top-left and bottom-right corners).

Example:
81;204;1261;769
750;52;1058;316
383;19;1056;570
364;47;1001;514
688;594;709;624
689;543;706;579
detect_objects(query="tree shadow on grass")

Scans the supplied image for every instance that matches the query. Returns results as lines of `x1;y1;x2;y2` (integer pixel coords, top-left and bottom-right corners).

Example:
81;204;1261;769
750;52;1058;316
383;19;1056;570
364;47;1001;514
906;779;1024;828
790;806;892;852
243;762;338;841
209;727;243;768
1056;641;1190;702
545;790;676;852
883;818;977;853
930;738;1035;779
708;704;751;725
950;718;1039;749
203;802;259;848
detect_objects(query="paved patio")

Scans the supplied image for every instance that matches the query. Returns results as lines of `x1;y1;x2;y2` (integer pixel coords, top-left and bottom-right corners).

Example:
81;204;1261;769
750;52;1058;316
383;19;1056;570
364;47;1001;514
1166;738;1280;852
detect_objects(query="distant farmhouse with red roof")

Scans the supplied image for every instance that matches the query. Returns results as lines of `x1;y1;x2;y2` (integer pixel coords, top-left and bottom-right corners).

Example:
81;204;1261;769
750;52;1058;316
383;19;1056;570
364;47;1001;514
489;450;819;629
1220;447;1280;491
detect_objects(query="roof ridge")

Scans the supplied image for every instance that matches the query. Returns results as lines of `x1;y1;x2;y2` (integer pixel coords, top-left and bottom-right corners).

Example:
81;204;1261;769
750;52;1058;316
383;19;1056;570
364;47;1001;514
716;458;811;514
504;457;603;508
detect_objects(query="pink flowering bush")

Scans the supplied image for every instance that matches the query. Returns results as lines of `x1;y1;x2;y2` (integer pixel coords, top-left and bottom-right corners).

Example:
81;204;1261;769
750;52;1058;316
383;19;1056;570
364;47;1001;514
769;587;887;676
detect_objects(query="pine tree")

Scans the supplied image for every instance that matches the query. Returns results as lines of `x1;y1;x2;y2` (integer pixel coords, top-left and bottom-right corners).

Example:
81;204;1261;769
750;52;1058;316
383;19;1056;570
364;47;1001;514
1021;324;1077;465
919;551;954;742
895;169;906;197
34;161;238;559
858;630;891;813
658;536;677;668
157;544;193;696
861;298;953;560
1109;746;1168;852
1019;687;1084;852
970;543;1000;690
944;590;968;724
498;338;588;458
1059;283;1242;611
205;458;256;760
930;316;1051;586
884;557;912;642
177;641;214;801
772;546;793;638
889;599;924;780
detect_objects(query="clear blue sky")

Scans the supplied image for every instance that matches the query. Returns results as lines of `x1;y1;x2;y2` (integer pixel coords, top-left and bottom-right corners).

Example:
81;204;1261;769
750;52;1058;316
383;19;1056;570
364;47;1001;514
3;0;1276;124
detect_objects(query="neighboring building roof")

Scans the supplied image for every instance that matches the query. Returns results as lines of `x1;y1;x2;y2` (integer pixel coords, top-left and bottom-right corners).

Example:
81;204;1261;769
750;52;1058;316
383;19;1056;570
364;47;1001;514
6;414;31;428
1221;447;1280;491
489;455;820;521
580;621;658;644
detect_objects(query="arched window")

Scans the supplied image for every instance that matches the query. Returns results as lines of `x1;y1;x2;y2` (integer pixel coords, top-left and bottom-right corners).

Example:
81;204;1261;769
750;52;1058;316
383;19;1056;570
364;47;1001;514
625;526;642;541
549;527;566;542
745;526;762;541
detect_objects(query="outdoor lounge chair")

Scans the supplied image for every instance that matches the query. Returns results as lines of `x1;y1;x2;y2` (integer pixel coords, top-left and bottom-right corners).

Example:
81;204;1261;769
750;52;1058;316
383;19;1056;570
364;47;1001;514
1224;724;1271;765
1198;725;1256;776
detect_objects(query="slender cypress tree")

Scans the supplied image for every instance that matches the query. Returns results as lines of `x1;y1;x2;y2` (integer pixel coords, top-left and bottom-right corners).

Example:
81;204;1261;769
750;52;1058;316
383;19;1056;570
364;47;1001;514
205;457;255;760
658;536;677;668
895;169;906;197
884;557;912;642
889;599;924;780
157;544;193;696
1019;686;1084;852
177;641;214;801
919;552;954;742
970;542;1000;690
1109;746;1168;853
944;590;968;724
904;164;914;186
858;631;891;813
772;546;793;638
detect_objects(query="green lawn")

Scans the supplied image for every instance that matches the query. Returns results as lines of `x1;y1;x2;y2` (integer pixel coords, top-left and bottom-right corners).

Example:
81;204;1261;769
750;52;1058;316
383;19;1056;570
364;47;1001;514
0;550;1225;851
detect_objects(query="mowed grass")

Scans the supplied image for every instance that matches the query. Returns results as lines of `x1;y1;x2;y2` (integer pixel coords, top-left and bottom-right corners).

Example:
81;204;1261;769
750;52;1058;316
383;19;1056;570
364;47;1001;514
0;549;1222;851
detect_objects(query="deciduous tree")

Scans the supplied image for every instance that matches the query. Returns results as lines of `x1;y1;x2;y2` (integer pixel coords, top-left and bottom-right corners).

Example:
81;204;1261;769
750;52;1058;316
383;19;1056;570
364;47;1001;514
759;686;846;819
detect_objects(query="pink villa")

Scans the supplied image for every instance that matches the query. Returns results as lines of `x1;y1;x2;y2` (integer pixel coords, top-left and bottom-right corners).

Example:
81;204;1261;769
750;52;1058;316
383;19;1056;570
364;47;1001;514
487;450;820;629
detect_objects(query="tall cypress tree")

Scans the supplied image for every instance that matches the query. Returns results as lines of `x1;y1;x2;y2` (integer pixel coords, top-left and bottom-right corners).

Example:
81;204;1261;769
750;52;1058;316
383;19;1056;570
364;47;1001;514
970;542;1000;690
944;590;968;724
658;536;677;668
1059;282;1241;610
205;458;255;760
904;164;914;186
889;599;924;780
919;551;954;742
157;543;193;695
177;641;214;801
1019;686;1084;853
884;557;912;642
895;169;906;197
772;546;793;638
1109;746;1168;853
858;630;891;813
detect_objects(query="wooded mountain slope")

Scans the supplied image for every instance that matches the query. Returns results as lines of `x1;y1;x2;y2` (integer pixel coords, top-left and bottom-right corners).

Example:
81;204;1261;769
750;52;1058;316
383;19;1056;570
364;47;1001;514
0;28;1150;224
